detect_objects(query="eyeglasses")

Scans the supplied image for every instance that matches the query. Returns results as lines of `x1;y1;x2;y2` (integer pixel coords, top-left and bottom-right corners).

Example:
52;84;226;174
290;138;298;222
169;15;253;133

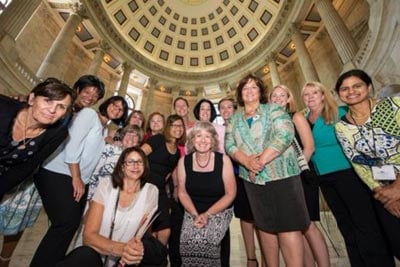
124;159;144;166
171;124;184;129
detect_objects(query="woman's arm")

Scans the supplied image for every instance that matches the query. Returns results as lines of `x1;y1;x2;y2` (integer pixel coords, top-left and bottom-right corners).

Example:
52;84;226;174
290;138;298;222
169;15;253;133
83;201;126;256
177;157;198;217
292;112;314;161
140;143;153;156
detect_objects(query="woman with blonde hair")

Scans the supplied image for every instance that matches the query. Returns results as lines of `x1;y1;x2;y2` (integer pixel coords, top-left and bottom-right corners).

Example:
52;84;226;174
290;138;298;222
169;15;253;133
302;81;393;266
269;84;329;267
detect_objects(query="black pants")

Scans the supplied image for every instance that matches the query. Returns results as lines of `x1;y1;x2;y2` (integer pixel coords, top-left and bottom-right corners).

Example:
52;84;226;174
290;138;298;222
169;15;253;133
30;168;87;267
319;169;394;267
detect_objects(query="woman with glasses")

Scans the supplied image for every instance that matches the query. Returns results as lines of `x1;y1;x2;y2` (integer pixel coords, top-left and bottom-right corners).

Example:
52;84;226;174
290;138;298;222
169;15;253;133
31;94;128;267
335;69;400;261
141;115;186;246
57;147;166;267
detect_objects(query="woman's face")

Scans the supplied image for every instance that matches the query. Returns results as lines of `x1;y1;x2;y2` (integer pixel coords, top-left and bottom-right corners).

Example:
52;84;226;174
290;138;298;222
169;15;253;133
122;132;140;148
75;86;100;108
150;114;164;133
29;94;72;125
270;87;289;108
219;100;235;120
302;86;324;110
337;76;370;106
129;112;144;127
199;102;212;122
169;119;185;140
174;99;189;117
242;79;260;104
193;129;212;153
107;100;124;120
123;151;144;180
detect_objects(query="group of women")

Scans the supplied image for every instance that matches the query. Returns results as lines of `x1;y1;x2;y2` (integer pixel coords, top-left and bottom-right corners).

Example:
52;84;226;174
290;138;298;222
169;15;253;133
0;68;399;267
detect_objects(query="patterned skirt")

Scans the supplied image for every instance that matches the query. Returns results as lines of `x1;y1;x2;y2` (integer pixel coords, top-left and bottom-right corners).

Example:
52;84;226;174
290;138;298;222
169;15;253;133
0;178;42;235
180;207;233;267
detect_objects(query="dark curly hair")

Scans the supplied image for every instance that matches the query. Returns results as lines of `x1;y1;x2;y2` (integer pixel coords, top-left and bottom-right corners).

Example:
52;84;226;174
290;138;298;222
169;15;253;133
236;74;268;107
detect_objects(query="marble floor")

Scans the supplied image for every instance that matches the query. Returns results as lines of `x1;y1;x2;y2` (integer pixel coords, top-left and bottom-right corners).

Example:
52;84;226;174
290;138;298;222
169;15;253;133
2;210;398;266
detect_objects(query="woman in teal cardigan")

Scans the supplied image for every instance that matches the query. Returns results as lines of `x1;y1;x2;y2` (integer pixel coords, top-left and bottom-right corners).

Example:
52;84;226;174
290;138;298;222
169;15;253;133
302;81;394;267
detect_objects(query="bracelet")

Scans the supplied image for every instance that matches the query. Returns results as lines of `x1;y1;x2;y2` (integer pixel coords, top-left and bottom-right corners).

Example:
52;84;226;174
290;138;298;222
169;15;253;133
206;211;213;217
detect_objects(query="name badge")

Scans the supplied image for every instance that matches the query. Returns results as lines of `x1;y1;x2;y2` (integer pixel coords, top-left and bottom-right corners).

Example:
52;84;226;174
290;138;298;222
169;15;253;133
372;165;396;181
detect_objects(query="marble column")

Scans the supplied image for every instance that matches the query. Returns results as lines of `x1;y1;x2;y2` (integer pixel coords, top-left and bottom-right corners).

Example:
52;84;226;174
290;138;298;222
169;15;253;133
36;4;87;79
313;0;358;65
0;0;41;58
0;0;41;40
266;52;281;87
117;62;134;97
87;40;110;75
291;24;320;82
144;78;158;115
170;88;180;113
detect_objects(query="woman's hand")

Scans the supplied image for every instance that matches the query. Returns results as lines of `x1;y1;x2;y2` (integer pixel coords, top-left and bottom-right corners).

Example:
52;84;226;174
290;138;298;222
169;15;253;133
384;199;400;218
193;213;208;228
72;176;85;202
243;154;264;174
374;181;400;205
120;238;144;266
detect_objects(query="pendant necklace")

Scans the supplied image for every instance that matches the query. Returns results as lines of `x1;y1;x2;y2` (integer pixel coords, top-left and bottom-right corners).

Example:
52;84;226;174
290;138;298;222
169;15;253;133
18;111;29;150
195;152;211;168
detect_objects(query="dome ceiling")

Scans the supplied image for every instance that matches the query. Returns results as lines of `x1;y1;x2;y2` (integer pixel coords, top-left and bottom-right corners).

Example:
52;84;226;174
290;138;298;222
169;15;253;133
84;0;307;86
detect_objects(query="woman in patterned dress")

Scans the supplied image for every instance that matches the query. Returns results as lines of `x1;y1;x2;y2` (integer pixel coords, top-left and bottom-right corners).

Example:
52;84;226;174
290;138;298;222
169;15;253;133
177;121;236;266
334;69;400;261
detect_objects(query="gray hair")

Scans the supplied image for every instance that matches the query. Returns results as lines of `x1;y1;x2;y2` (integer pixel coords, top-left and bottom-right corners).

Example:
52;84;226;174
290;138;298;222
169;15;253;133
186;121;219;154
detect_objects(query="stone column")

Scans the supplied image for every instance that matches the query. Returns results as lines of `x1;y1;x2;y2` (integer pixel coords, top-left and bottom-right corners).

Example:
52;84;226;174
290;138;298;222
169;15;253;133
266;52;281;87
313;0;358;65
291;24;320;82
144;78;158;115
87;40;110;75
117;62;133;97
0;0;41;40
36;3;87;79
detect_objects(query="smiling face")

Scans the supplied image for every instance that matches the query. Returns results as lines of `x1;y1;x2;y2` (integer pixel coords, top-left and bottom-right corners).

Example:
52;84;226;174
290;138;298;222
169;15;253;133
241;79;261;104
150;114;164;133
106;100;124;120
129;112;144;127
29;94;72;125
122;131;140;148
270;87;289;108
75;86;101;108
219;100;235;120
123;151;145;180
193;129;212;153
302;85;324;111
169;118;185;140
174;99;189;118
199;102;212;122
337;76;370;106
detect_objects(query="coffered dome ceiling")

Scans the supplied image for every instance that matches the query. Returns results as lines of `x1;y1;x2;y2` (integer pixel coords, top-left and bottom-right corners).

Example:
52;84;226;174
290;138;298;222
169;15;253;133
84;0;309;86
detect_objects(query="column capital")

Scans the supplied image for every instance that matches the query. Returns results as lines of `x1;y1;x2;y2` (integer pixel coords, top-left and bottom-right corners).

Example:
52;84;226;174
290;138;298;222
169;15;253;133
98;40;111;52
265;52;278;63
70;3;88;19
122;62;134;73
147;77;159;88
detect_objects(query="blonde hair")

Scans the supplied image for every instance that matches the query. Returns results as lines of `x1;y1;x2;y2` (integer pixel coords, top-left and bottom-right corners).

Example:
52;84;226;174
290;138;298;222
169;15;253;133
186;121;219;154
301;81;338;124
269;84;297;113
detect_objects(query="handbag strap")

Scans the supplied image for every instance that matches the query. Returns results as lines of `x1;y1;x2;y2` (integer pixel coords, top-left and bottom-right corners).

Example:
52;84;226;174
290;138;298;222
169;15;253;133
103;189;120;266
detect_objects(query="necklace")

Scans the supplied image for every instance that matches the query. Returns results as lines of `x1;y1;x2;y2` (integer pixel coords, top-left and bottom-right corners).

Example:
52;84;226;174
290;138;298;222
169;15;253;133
195;152;211;168
349;99;372;124
18;111;29;150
